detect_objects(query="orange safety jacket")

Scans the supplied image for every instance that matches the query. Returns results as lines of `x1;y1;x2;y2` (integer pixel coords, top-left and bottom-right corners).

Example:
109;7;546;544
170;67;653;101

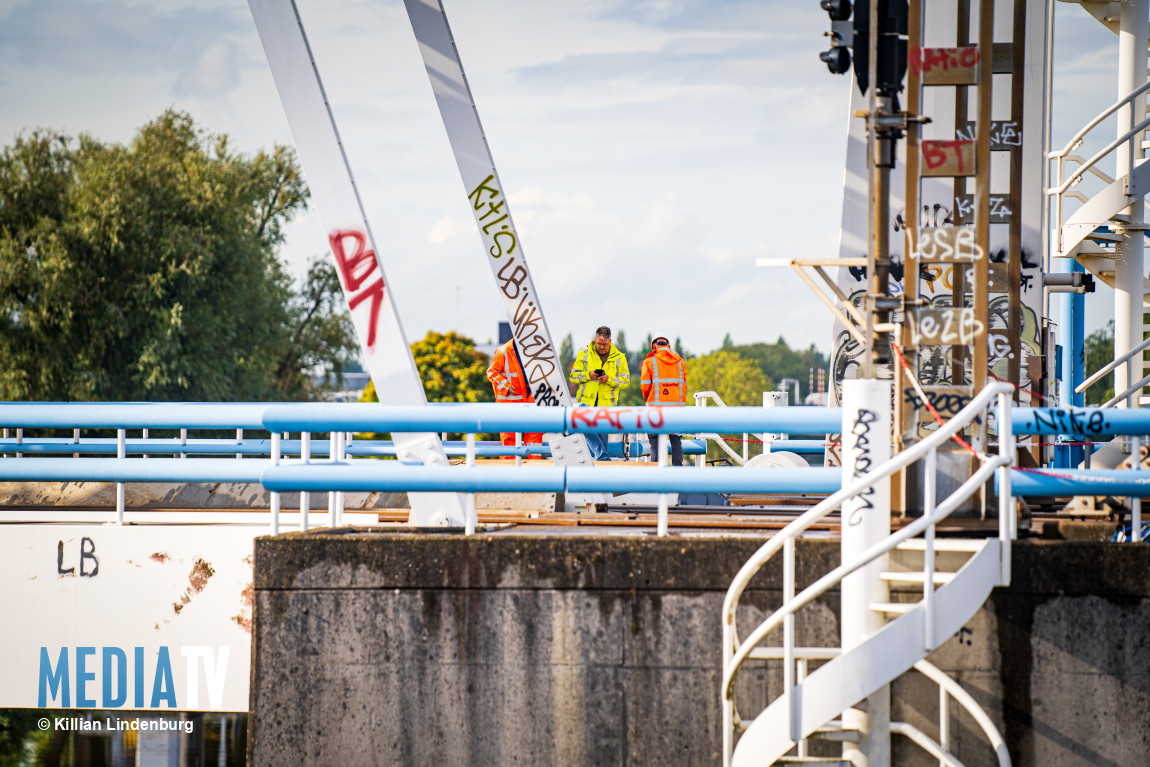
487;339;535;404
488;339;542;455
640;347;687;406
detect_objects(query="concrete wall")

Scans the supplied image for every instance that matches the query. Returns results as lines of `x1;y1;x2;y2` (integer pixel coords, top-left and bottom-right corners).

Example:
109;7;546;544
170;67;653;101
249;534;1150;767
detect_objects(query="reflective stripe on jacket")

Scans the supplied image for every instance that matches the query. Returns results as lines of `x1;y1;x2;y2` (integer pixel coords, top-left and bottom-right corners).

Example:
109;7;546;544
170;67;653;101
569;341;630;406
640;348;687;406
487;340;534;404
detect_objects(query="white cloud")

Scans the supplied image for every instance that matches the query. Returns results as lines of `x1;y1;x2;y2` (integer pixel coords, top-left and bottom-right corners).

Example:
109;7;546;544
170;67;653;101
174;40;240;99
426;216;475;245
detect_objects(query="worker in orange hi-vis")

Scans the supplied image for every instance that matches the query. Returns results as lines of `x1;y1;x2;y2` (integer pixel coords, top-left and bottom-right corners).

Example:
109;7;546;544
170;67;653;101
486;338;544;460
640;336;687;466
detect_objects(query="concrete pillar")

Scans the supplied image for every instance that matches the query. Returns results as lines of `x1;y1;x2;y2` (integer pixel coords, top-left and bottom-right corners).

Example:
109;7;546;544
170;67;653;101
1114;0;1148;408
839;379;892;766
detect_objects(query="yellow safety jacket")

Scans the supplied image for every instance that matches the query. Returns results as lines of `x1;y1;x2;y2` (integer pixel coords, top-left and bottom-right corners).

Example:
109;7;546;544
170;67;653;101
570;341;630;406
641;348;687;406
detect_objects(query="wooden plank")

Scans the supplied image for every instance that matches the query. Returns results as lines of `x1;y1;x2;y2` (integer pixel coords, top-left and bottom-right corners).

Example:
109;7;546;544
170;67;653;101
955;193;1011;223
901;384;976;423
911;307;983;346
992;41;1014;73
957;120;1023;150
922;139;977;177
915;225;984;263
911;46;980;85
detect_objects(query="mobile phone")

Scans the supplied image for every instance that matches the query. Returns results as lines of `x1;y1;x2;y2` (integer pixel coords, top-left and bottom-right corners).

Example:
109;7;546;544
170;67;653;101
594;369;605;376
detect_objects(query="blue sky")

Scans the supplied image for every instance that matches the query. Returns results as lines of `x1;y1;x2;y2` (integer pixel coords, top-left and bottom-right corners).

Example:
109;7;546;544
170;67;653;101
0;0;1125;358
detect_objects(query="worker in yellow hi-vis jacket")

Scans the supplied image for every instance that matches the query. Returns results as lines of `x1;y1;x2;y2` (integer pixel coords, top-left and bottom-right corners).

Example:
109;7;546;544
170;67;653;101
568;325;630;461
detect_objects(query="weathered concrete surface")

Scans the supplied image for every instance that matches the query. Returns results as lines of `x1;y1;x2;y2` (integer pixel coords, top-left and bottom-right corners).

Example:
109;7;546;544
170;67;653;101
249;535;1150;767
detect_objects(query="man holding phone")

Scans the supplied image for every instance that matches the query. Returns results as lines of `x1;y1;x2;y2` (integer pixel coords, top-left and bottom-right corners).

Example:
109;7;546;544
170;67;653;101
569;325;630;461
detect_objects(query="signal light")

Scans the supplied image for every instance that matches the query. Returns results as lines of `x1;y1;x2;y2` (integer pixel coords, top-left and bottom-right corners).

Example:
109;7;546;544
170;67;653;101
820;47;851;75
820;0;852;21
818;0;853;77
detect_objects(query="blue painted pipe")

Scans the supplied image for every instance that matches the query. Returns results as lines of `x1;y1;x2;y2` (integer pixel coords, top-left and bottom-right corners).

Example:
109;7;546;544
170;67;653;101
0;438;550;458
1013;407;1150;436
565;466;840;494
263;403;565;433
262;403;842;435
1006;468;1150;496
260;463;840;494
262;464;566;493
0;458;267;483
0;401;843;436
0;402;274;429
623;439;708;458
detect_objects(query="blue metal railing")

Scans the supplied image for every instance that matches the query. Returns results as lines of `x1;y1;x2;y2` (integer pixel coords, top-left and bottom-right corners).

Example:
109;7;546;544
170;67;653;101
7;401;1150;532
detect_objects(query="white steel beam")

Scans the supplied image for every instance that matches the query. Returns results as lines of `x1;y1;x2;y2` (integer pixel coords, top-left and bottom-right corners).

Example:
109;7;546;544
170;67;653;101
402;0;602;485
247;0;468;528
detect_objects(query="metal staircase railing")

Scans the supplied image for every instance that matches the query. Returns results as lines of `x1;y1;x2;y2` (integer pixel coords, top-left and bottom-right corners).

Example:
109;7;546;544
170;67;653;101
721;382;1015;766
1049;78;1150;258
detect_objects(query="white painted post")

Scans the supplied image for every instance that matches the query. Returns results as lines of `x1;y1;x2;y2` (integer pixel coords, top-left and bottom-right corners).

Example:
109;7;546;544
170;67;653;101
1114;0;1148;410
1131;435;1142;541
270;433;281;535
180;428;187;459
465;433;477;535
762;391;787;454
300;432;311;532
236;428;243;460
328;432;337;528
923;448;937;651
840;378;892;766
657;435;669;537
334;432;345;527
115;428;126;526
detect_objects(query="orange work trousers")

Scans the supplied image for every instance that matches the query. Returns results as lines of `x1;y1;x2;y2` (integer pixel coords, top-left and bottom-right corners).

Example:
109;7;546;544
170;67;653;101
500;432;544;460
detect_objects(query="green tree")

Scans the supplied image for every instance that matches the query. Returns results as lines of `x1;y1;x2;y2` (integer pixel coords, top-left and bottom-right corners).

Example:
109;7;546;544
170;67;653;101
729;337;828;401
687;349;771;406
0;110;356;401
687;349;771;462
1083;321;1115;406
360;330;494;404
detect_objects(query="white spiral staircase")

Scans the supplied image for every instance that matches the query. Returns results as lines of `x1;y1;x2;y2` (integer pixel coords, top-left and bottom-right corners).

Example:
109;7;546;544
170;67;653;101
721;384;1016;766
1050;1;1150;406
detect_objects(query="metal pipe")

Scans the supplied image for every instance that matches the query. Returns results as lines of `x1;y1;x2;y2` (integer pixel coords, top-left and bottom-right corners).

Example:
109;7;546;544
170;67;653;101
783;537;797;742
1014;406;1150;434
1132;436;1143;542
923;449;936;651
465;432;477;536
300;432;310;532
1102;372;1150;409
1005;468;1150;495
1114;0;1149;412
116;428;125;526
261;464;840;495
263;402;843;435
1078;334;1150;394
270;433;281;535
999;391;1016;582
657;434;669;537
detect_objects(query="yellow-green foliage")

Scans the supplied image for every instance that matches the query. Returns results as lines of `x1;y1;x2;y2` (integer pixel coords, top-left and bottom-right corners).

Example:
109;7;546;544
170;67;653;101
359;330;494;404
